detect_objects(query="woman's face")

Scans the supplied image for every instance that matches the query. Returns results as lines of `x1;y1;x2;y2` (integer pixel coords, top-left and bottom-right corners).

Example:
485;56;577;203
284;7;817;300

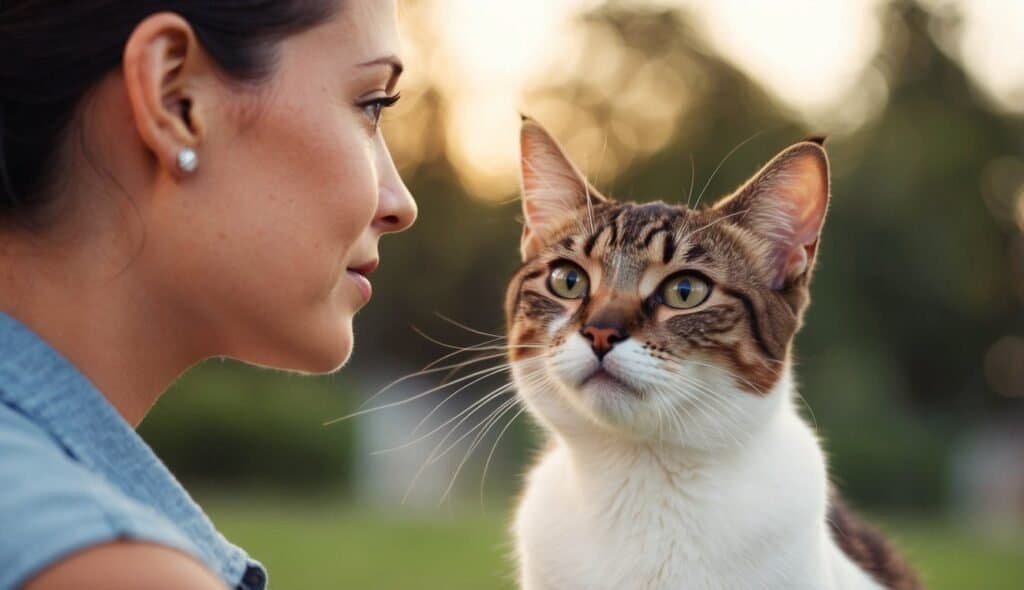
144;0;415;372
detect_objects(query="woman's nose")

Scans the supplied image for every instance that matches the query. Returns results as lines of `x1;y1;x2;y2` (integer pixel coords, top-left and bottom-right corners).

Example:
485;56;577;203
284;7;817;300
374;139;417;234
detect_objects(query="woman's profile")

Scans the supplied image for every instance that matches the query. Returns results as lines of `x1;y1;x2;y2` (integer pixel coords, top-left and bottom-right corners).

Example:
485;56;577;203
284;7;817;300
0;1;416;588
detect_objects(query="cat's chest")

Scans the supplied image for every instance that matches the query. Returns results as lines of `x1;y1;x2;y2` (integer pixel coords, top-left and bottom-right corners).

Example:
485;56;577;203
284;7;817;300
514;439;830;590
519;492;825;590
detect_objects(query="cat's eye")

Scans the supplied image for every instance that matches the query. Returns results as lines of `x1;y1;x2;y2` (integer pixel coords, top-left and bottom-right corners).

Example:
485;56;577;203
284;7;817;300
548;262;589;299
660;273;711;310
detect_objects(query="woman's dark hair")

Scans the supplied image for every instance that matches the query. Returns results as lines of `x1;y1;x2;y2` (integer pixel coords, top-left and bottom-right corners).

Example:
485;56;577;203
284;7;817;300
0;0;340;224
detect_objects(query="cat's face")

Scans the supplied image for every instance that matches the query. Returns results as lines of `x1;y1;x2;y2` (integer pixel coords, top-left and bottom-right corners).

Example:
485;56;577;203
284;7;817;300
506;120;829;450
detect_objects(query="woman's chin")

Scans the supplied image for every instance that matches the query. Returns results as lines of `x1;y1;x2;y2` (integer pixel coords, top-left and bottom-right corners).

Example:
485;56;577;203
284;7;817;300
301;324;354;374
245;316;354;375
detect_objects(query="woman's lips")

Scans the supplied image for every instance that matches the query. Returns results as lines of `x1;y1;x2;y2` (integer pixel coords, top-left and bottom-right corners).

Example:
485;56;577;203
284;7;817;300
347;270;372;301
347;259;378;302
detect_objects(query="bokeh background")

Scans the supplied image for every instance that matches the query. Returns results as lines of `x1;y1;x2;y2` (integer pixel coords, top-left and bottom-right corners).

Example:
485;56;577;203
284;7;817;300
140;0;1024;588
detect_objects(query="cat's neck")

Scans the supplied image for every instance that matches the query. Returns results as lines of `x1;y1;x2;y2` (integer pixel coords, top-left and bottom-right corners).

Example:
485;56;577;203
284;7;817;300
551;370;808;502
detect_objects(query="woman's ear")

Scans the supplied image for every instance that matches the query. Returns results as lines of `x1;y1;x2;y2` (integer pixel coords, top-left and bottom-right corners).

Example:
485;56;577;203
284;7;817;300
122;12;213;179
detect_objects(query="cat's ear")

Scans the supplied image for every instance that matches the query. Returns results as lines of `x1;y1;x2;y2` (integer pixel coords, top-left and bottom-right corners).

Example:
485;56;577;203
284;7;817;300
714;141;830;290
519;117;605;260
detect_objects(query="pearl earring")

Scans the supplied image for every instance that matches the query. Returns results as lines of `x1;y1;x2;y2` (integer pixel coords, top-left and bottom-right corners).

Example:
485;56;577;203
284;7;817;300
176;148;198;174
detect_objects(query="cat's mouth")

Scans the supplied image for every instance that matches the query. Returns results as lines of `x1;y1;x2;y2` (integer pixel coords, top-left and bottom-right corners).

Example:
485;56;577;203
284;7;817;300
580;368;642;398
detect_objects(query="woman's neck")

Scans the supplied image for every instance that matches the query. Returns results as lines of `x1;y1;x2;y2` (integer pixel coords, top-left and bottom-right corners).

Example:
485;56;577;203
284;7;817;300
0;222;206;426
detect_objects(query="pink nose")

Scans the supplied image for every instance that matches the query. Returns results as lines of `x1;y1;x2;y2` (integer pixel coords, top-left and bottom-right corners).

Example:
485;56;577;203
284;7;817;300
582;325;626;359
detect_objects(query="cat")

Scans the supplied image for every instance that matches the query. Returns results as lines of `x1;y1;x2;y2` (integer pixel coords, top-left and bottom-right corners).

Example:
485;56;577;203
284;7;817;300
505;117;922;590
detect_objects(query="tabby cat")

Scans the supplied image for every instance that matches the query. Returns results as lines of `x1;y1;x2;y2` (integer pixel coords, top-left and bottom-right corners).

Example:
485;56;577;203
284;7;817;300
506;118;921;590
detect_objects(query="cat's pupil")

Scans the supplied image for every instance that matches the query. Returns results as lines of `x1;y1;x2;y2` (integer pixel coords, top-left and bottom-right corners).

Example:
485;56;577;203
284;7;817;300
565;271;578;290
676;279;692;301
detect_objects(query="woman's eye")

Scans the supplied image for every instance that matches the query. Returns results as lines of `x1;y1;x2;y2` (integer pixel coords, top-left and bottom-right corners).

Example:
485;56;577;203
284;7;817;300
660;273;711;309
548;262;589;300
358;93;401;129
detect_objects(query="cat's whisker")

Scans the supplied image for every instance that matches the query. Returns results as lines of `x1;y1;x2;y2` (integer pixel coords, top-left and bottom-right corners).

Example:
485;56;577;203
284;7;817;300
439;397;522;505
692;129;766;209
675;208;750;244
399;369;544;505
652;398;663;441
669;370;750;418
689;392;746;448
646;378;695;444
480;405;528;508
685;152;696;208
399;386;515;505
433;312;507;340
653;378;715;445
665;402;692;446
652;388;691;445
401;356;542;448
793;390;820;432
427;370;547;464
651;371;747;445
421;339;506;372
665;371;750;432
373;367;516;454
348;348;510;415
580;136;605;236
360;352;508;416
324;362;514;426
672;357;770;398
383;364;542;452
411;326;504;355
677;391;736;448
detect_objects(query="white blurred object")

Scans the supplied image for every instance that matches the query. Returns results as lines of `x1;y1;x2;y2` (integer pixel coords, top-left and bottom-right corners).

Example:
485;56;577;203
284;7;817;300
950;416;1024;539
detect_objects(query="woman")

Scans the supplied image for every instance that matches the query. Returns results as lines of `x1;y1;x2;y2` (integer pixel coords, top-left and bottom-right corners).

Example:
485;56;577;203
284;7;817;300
0;1;416;588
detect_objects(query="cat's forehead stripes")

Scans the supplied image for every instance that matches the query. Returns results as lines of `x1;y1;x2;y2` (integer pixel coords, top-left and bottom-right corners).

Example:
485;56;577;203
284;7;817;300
580;203;682;253
565;203;721;292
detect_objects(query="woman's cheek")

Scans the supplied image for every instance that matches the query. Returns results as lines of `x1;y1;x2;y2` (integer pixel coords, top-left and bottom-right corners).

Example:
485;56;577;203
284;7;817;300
333;142;381;238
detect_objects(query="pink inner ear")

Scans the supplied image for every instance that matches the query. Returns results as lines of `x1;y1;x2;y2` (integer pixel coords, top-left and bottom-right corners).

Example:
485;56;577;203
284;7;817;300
767;150;829;288
789;159;828;245
519;121;591;232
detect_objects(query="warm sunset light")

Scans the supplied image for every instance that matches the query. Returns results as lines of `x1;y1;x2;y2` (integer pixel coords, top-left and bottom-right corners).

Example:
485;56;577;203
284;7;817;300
388;0;1024;202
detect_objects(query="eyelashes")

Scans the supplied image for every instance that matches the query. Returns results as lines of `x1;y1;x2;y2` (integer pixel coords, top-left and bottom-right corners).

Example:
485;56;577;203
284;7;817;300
358;92;401;128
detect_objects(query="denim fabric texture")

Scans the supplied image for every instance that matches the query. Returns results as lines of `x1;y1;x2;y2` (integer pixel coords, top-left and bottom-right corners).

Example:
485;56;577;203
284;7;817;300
0;312;267;590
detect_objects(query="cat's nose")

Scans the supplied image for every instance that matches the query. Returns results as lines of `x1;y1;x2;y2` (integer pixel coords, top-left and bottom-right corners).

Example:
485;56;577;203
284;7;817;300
582;325;627;360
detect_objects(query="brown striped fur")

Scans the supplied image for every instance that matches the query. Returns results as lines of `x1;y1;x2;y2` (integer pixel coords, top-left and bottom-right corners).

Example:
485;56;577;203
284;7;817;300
505;196;802;395
829;492;924;589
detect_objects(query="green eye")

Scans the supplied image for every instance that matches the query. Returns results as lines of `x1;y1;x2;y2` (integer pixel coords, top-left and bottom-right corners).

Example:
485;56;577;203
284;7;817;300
660;273;711;309
548;263;589;299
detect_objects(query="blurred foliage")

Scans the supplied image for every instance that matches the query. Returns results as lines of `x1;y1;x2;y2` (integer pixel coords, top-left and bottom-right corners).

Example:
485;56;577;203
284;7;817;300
139;362;357;492
143;1;1023;512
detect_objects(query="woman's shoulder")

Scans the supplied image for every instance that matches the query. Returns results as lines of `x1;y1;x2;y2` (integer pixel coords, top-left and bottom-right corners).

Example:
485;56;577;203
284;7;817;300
0;402;200;590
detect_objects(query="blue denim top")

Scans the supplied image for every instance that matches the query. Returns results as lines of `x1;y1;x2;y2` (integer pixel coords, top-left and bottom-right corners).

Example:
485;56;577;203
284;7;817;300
0;312;267;590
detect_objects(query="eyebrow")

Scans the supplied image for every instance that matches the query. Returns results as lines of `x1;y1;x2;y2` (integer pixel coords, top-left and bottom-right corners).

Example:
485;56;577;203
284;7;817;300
359;55;404;90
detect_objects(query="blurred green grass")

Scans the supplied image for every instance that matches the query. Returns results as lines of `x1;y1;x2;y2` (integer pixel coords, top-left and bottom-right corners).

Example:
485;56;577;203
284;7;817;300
203;494;516;590
202;494;1023;590
881;517;1024;590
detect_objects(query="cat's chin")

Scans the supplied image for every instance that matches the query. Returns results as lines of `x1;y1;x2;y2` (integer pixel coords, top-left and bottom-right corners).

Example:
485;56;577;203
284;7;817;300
560;368;653;431
579;368;642;399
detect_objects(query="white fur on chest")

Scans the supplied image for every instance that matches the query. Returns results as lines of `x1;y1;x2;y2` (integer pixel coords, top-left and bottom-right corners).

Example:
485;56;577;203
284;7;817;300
513;398;881;590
